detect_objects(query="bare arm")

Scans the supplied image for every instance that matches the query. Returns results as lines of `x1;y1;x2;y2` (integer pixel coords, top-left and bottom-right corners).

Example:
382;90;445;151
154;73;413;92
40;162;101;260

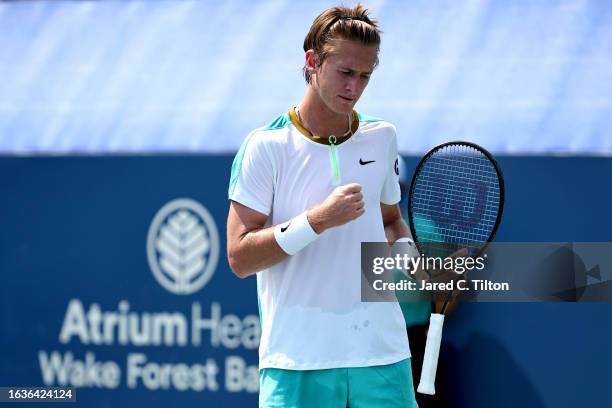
227;184;365;279
381;203;411;244
382;202;438;286
226;201;288;279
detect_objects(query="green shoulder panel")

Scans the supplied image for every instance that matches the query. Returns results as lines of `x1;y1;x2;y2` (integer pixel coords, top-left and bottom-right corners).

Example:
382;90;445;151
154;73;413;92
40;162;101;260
357;111;385;123
262;112;291;131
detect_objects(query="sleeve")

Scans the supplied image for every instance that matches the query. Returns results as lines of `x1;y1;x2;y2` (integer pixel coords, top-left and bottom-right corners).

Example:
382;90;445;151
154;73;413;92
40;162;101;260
380;128;401;205
228;131;274;216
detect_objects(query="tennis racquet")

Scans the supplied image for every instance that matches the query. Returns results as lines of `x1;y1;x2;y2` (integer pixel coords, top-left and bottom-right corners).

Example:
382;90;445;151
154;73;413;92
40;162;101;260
407;141;505;395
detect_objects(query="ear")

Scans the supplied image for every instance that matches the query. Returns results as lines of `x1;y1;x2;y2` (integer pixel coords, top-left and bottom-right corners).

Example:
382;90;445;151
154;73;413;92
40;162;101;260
305;49;319;74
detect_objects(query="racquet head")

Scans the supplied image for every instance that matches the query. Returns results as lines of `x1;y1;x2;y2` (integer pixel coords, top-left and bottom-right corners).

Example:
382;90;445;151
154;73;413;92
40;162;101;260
408;141;504;258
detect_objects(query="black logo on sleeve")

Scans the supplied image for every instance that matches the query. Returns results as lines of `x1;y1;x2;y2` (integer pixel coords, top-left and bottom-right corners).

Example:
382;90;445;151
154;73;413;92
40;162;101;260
394;158;399;175
280;222;291;232
359;158;375;165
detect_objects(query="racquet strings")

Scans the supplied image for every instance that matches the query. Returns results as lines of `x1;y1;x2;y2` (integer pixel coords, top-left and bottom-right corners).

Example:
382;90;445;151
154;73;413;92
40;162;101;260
411;143;501;257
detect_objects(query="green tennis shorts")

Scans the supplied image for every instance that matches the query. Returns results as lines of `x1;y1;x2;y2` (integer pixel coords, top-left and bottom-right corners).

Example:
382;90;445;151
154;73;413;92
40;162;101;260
259;358;418;408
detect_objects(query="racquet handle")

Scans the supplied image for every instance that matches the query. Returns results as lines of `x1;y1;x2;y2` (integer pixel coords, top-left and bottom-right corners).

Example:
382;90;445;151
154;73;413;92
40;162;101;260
417;313;445;395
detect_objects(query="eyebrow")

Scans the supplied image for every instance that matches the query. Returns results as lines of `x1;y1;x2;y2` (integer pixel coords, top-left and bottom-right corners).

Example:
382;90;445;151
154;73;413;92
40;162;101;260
339;67;373;75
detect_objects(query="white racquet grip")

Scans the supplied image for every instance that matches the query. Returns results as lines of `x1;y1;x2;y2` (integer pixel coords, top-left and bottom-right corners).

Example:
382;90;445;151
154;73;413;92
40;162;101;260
274;211;319;255
417;313;445;395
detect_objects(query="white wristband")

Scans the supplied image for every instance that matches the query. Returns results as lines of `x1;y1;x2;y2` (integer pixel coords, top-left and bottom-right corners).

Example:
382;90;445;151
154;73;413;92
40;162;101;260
392;237;421;278
274;212;319;255
393;237;419;255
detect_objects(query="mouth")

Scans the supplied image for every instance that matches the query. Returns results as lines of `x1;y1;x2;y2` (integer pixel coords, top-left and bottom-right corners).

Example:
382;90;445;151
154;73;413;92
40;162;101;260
338;95;355;103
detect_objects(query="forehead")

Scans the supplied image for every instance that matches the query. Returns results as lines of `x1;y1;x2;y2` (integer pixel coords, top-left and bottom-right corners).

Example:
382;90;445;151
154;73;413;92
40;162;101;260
324;39;378;71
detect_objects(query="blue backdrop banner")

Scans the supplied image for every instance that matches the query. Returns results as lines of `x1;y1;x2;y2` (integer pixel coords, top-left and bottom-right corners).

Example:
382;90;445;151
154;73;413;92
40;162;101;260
0;156;260;407
1;155;611;407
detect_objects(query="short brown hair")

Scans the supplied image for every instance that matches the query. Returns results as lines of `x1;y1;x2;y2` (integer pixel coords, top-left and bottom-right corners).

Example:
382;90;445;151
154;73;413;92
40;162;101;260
302;4;381;84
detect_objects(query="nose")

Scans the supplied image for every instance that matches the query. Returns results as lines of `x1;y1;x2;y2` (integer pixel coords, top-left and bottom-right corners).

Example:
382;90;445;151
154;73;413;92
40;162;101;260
345;77;359;94
346;76;366;95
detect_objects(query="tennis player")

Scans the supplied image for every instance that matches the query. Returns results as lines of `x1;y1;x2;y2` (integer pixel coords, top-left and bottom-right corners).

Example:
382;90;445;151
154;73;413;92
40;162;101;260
227;5;418;407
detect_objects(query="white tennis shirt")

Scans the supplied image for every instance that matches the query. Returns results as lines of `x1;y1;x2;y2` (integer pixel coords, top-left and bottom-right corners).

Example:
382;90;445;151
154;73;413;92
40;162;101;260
228;109;410;370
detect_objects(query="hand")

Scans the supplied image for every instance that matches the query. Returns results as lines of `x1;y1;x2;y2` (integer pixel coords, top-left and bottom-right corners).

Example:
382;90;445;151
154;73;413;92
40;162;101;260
307;183;365;233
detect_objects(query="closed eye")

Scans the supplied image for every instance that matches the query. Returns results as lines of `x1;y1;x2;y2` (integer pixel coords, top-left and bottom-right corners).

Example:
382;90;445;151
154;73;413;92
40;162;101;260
338;68;371;79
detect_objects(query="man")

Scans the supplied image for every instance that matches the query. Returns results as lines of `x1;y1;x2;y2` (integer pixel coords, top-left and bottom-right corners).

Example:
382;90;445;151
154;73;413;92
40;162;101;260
227;5;419;407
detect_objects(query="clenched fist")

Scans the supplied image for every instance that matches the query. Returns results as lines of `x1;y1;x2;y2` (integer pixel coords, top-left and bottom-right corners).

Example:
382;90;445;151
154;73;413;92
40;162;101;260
307;183;365;234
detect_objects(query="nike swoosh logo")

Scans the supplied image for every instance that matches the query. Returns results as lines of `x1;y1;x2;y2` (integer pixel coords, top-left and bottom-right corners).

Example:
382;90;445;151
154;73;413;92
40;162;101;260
281;222;291;232
359;159;375;165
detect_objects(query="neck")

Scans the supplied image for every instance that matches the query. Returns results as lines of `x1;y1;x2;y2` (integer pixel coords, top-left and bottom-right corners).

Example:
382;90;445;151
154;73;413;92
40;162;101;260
299;87;352;138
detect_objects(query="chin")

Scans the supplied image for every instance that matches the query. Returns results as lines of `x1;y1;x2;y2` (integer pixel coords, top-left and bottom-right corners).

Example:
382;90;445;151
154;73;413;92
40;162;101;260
332;101;355;114
321;94;356;115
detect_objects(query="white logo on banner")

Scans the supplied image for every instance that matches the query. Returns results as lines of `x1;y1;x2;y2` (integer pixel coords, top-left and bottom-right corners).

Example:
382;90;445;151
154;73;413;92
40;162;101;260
147;198;219;295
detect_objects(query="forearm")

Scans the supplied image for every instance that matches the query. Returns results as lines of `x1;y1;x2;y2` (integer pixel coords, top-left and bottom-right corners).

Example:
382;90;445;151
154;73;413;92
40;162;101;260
228;226;289;278
381;204;431;283
228;205;326;279
228;185;364;279
384;214;411;244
